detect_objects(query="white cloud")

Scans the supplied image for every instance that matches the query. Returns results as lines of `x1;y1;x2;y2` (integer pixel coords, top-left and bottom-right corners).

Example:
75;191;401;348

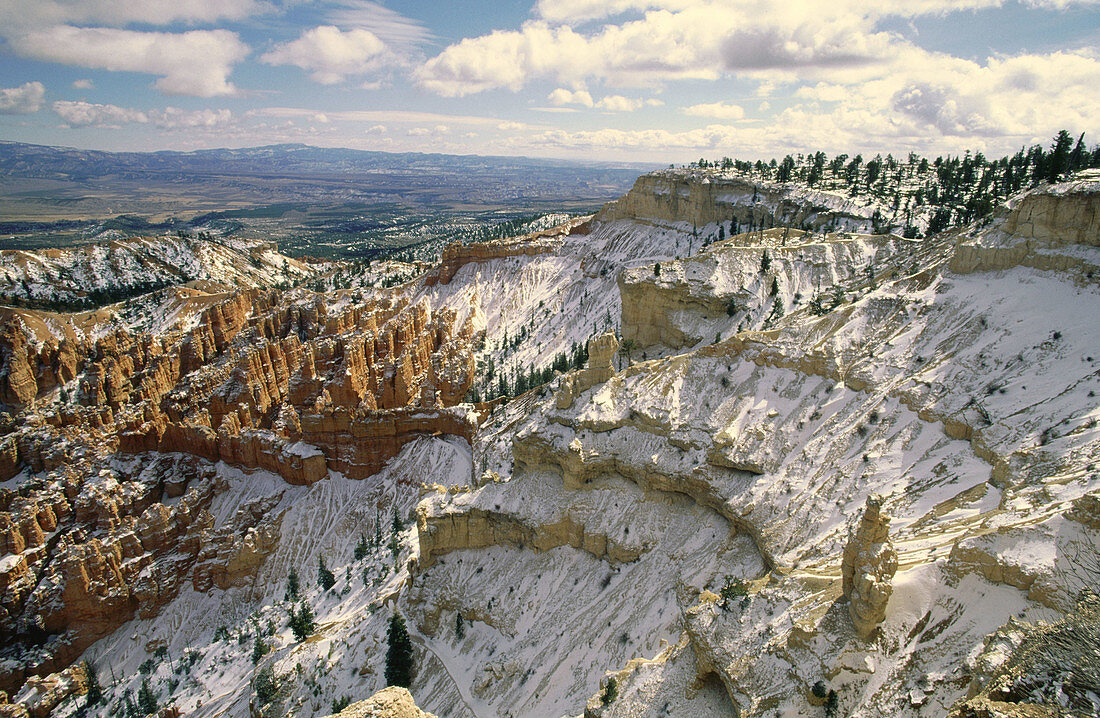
365;124;387;134
0;82;45;114
417;0;1098;98
262;26;390;85
325;1;433;46
0;0;263;30
684;101;745;119
11;27;247;97
72;79;94;90
548;88;594;107
53;101;147;127
407;127;430;136
148;107;233;129
596;95;643;111
52;100;233;129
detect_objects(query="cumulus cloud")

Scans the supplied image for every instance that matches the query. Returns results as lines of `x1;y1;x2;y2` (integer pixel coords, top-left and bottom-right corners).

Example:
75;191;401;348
596;95;644;111
72;79;94;90
417;0;1097;98
683;101;744;119
53;100;233;129
262;26;390;84
0;82;45;114
53;100;147;127
11;27;248;97
548;88;594;107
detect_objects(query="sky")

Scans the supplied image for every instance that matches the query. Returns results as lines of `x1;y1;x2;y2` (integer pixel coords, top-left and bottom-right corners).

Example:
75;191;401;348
0;0;1098;163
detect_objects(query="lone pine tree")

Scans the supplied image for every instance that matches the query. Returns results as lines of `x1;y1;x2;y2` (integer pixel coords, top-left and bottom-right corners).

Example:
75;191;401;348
385;612;415;688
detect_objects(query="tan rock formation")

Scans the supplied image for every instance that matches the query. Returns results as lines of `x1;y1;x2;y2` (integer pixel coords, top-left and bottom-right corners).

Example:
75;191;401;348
423;219;588;287
320;687;437;718
416;505;643;572
556;332;619;409
841;494;898;640
951;176;1100;274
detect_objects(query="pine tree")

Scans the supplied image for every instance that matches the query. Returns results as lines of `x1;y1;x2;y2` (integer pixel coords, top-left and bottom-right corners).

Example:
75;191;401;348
354;534;369;560
385;613;415;688
392;507;402;535
455;613;465;640
290;601;315;641
318;555;335;591
83;660;103;706
374;510;383;546
285;566;299;601
252;635;267;664
122;689;139;718
760;250;771;273
137;677;157;715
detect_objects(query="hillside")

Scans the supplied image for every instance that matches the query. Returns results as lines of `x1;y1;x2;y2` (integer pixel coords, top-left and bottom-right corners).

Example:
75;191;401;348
0;166;1097;718
0;234;321;310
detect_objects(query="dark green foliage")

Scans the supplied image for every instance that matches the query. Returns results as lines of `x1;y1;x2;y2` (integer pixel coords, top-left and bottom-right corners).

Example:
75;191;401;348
354;534;370;560
654;262;661;276
252;635;268;664
456;613;466;640
286;566;300;601
374;510;383;547
719;576;749;608
139;658;156;675
385;613;415;688
331;696;353;713
121;689;139;718
760;250;771;273
770;277;779;296
726;297;738;316
318;555;335;591
812;680;828;699
214;625;230;642
689;130;1098;239
83;661;103;706
137;677;158;715
825;689;839;717
255;664;278;705
602;676;618;706
289;601;315;641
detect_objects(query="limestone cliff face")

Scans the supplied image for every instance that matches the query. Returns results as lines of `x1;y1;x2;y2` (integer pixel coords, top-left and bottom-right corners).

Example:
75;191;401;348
598;171;878;233
423;218;587;286
951;174;1100;274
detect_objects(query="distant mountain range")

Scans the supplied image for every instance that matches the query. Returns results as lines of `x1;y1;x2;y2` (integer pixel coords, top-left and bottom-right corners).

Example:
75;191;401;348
0;140;652;190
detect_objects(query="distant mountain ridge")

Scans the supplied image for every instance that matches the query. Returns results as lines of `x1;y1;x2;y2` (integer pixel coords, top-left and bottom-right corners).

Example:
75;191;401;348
0;141;655;181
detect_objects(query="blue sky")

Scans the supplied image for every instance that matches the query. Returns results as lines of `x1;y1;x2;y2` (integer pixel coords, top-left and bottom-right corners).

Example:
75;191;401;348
0;0;1097;162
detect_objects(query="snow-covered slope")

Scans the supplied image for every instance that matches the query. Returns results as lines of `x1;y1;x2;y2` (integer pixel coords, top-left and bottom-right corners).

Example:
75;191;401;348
1;169;1097;718
0;235;320;306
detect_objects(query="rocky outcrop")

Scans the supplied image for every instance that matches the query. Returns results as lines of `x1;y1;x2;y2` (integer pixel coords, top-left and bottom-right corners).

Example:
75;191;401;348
598;171;878;233
423;218;588;287
415;505;644;572
951;175;1100;274
300;406;477;480
320;687;437;718
841;495;898;640
556;332;618;409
